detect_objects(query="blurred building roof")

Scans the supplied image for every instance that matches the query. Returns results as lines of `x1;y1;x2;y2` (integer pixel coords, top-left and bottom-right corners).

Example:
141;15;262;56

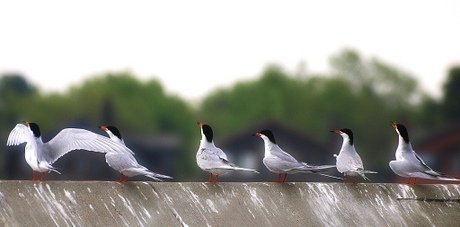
412;121;460;180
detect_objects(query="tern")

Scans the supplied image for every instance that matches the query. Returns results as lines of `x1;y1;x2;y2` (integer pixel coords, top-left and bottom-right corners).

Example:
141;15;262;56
99;125;173;182
254;129;341;183
390;122;459;184
331;128;377;183
196;122;259;183
6;122;133;181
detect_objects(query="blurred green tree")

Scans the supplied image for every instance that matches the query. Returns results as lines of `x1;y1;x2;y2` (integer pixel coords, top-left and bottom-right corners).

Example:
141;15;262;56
442;66;460;121
0;73;37;126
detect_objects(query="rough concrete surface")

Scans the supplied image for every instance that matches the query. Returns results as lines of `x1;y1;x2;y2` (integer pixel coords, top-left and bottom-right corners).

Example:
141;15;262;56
1;181;460;226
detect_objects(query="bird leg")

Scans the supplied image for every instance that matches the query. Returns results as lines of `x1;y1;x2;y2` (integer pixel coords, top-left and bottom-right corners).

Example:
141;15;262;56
215;175;219;183
208;173;213;183
40;172;45;182
407;177;417;185
282;173;288;183
32;171;37;181
276;174;281;183
117;173;127;183
343;174;348;183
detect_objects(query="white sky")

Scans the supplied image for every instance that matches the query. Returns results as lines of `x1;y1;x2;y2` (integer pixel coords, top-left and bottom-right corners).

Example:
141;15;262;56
0;0;459;101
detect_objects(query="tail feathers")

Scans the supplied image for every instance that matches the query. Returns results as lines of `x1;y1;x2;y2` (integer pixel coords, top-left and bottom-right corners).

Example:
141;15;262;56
144;174;163;182
422;171;460;181
49;167;61;175
147;171;173;180
137;164;173;179
356;169;377;181
229;166;260;174
362;170;378;174
358;172;371;181
317;173;343;180
302;163;336;172
40;162;61;174
125;167;173;181
435;176;460;182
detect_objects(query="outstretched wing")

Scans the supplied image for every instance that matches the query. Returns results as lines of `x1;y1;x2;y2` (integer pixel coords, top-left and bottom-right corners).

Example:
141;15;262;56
43;128;134;164
6;124;34;147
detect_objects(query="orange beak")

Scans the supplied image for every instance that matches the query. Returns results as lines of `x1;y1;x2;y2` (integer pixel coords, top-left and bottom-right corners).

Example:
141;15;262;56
254;132;262;137
197;122;203;128
330;130;342;134
99;125;107;131
22;121;29;127
391;122;397;129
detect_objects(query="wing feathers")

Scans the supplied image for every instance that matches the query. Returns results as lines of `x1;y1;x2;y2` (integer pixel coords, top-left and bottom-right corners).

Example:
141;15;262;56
44;128;134;164
6;124;34;147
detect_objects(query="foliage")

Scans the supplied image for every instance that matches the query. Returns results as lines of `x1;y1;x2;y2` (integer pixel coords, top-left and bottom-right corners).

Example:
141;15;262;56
442;66;460;121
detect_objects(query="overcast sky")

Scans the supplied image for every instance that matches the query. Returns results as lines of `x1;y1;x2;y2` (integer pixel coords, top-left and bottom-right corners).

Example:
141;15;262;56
0;0;459;101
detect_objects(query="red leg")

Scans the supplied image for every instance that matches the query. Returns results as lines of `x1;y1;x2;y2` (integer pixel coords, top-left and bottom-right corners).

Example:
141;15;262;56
215;175;219;183
343;174;348;183
276;174;281;183
123;175;128;182
406;177;416;185
32;171;37;181
117;173;126;182
40;172;45;182
282;173;288;183
208;173;213;183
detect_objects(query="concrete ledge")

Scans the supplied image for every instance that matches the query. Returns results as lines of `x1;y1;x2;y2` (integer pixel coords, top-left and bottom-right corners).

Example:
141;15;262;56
1;181;460;226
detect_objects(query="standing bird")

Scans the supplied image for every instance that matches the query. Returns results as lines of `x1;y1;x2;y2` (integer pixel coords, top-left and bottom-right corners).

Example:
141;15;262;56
254;129;340;183
389;122;459;184
6;122;132;181
331;128;377;183
196;123;259;183
99;125;172;182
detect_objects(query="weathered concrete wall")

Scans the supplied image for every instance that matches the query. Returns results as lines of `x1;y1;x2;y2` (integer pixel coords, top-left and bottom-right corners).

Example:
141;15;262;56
1;181;460;226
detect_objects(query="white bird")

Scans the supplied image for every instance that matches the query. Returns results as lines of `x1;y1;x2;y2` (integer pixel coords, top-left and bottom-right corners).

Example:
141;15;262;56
389;122;459;184
99;125;173;182
331;128;377;182
196;123;259;183
254;129;341;183
6;122;133;181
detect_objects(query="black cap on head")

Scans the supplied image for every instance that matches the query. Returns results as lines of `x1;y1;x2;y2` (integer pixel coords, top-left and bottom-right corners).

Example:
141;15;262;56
29;122;41;138
202;124;213;142
340;128;354;145
396;124;410;143
260;129;276;144
106;126;122;140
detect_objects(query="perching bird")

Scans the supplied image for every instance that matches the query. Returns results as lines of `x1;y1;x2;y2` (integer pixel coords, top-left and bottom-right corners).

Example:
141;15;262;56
254;129;341;183
389;122;459;184
99;125;172;182
196;122;258;183
331;128;377;183
6;122;132;181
